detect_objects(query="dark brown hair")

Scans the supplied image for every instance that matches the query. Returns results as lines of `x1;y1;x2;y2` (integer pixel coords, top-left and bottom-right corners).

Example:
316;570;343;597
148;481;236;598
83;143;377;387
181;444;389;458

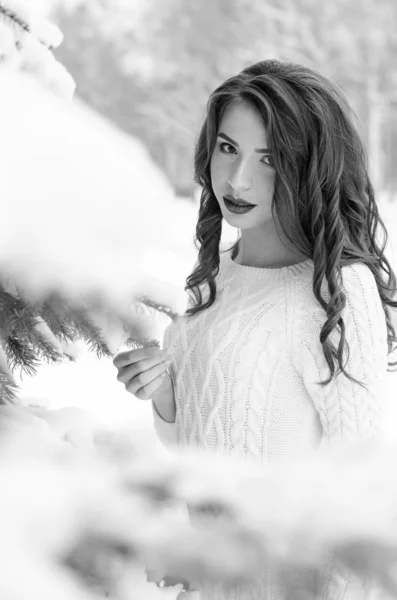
185;59;397;387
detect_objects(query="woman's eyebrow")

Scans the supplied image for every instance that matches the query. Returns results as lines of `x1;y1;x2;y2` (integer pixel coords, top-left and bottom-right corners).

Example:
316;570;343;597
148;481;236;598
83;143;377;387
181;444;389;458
218;132;272;153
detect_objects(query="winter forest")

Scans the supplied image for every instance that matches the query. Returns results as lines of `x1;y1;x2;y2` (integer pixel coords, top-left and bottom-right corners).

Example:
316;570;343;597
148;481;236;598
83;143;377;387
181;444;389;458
2;0;397;599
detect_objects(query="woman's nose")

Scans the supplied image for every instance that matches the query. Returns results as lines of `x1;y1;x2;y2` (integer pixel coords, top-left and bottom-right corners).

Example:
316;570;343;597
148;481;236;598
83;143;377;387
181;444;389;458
227;161;253;193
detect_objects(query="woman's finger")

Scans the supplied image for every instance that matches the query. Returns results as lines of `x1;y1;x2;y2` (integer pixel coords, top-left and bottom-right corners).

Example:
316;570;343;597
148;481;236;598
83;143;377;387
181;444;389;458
120;356;171;387
131;371;169;400
113;346;167;368
116;351;170;383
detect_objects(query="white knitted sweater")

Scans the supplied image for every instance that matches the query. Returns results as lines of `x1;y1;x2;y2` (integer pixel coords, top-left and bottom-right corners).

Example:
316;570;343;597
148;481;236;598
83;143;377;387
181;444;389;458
152;246;388;600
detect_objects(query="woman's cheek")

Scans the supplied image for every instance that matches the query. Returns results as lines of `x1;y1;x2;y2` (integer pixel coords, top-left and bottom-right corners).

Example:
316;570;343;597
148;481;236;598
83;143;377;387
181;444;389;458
210;160;223;195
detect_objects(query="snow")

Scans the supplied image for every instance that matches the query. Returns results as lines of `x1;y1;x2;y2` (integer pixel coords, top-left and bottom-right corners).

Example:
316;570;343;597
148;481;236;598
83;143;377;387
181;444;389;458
0;72;196;314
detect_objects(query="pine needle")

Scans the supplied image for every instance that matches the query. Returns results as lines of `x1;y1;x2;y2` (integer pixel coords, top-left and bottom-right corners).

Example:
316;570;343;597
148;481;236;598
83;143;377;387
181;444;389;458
37;298;76;343
0;371;18;404
135;295;179;321
5;336;40;377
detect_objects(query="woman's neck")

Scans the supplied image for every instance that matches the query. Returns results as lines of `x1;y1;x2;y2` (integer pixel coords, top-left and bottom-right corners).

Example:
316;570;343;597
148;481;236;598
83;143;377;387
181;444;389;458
234;235;308;269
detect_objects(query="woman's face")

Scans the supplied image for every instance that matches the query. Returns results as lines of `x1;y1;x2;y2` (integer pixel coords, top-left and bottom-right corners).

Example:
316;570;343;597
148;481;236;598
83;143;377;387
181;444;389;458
210;101;276;231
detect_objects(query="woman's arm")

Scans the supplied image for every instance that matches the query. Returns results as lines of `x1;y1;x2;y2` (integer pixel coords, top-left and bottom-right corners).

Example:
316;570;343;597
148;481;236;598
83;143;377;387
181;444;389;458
293;263;388;446
292;262;389;599
152;369;176;423
151;322;178;447
151;372;177;446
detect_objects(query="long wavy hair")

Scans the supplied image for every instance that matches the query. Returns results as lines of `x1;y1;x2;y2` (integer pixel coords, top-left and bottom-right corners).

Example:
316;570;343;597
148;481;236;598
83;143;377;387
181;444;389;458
185;58;397;388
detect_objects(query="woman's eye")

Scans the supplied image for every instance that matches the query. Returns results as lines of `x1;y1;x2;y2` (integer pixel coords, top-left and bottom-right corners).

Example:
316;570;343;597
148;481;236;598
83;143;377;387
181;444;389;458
261;155;275;168
218;142;275;168
219;142;236;154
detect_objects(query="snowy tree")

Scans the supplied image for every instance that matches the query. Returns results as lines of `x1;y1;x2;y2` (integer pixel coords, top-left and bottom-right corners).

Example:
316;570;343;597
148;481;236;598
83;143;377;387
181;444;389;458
0;1;194;407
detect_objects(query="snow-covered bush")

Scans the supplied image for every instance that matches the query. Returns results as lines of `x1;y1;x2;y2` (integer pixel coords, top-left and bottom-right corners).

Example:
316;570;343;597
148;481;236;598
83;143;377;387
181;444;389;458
1;426;397;599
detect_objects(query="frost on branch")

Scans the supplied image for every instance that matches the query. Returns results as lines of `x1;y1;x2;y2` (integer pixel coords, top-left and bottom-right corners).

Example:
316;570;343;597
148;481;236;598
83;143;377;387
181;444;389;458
0;428;397;599
0;0;76;97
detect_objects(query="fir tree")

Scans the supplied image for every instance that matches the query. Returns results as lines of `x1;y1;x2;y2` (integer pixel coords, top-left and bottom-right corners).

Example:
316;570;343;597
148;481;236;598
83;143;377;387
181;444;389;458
0;0;178;404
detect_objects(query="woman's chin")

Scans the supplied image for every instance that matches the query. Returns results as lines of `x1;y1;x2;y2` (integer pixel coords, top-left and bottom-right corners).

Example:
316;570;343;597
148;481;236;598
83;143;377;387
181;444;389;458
221;207;251;226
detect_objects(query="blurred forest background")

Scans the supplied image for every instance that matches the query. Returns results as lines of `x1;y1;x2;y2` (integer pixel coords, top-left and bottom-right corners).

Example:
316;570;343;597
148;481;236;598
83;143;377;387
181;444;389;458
46;0;397;202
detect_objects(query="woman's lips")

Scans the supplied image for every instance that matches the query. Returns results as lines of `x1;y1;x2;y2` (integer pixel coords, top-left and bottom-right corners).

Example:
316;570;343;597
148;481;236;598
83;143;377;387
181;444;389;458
223;195;256;207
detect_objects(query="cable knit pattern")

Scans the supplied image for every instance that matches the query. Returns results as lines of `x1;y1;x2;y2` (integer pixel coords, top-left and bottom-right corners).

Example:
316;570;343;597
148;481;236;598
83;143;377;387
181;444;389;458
151;246;388;600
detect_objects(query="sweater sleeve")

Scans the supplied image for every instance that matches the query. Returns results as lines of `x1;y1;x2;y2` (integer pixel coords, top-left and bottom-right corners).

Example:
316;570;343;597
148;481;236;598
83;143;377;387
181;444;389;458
151;321;178;448
292;263;389;600
292;263;388;445
151;269;198;448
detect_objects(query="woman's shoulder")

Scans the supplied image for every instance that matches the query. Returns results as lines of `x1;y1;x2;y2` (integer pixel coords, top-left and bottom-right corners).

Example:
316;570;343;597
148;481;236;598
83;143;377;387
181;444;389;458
294;260;379;294
340;260;379;291
290;260;382;325
339;263;385;330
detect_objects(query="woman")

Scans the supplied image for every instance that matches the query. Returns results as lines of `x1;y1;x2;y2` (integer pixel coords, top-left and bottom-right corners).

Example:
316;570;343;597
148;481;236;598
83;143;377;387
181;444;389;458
114;59;397;599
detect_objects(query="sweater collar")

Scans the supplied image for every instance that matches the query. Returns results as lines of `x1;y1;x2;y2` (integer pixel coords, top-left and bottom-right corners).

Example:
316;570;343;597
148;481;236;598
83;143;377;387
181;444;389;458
220;248;314;284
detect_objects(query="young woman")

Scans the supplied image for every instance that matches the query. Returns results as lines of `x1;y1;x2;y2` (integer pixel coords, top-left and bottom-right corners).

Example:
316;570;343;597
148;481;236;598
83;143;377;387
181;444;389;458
114;59;397;599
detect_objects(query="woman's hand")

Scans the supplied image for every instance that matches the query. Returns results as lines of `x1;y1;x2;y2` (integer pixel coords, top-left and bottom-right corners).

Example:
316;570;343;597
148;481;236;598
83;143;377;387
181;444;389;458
113;346;173;401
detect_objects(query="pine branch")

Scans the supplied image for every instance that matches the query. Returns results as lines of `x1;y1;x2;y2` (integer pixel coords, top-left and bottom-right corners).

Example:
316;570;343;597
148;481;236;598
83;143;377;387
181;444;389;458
119;297;176;350
68;305;112;359
0;282;177;378
27;323;63;365
135;295;178;321
37;297;76;343
0;289;64;370
5;336;40;377
36;293;111;358
11;310;63;365
0;289;43;376
0;367;19;405
0;2;30;35
0;374;18;404
124;335;160;350
0;292;37;338
32;300;78;363
119;308;161;350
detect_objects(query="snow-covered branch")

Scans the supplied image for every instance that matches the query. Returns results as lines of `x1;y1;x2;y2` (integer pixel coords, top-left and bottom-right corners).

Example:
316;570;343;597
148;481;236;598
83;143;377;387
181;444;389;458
1;429;397;599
